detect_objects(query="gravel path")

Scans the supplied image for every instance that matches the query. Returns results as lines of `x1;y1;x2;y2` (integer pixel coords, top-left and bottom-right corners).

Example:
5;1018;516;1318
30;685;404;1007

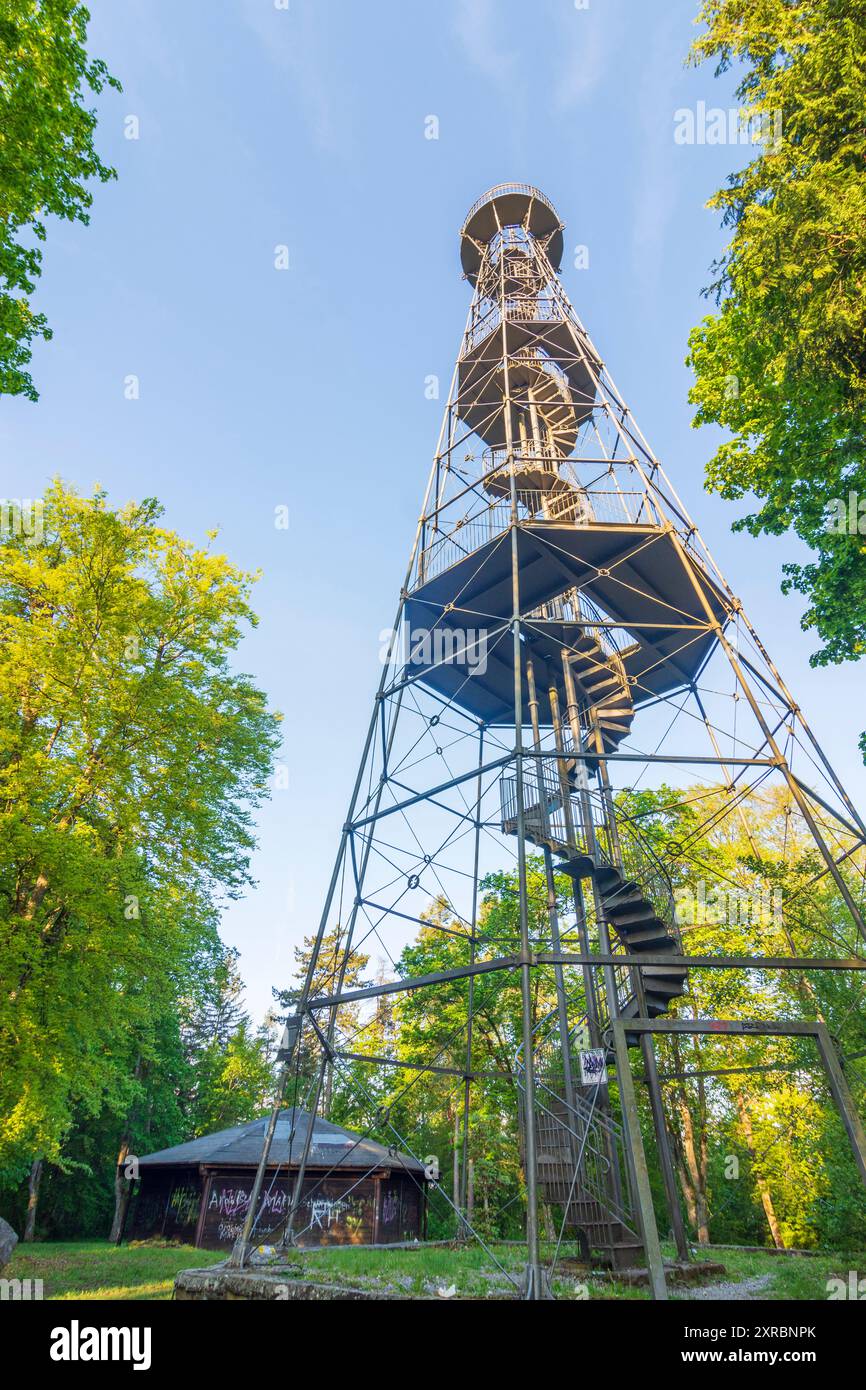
685;1273;773;1301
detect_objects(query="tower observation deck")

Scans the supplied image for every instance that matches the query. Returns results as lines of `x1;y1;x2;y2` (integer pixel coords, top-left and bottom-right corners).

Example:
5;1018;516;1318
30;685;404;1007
407;183;729;727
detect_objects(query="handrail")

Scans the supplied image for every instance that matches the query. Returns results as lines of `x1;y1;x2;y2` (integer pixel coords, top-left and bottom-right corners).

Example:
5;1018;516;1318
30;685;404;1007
500;777;680;984
462;183;559;231
416;488;659;584
526;587;637;662
515;1001;635;1231
466;295;562;350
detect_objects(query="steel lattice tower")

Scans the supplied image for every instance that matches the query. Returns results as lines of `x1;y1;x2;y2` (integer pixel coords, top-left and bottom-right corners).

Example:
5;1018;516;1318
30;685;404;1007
242;185;866;1299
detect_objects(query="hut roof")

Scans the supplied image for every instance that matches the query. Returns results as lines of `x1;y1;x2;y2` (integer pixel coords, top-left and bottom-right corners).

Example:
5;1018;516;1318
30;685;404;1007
137;1108;425;1174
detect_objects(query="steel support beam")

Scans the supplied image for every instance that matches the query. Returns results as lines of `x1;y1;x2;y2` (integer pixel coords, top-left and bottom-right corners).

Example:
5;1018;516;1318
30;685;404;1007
612;1019;668;1300
304;952;866;1013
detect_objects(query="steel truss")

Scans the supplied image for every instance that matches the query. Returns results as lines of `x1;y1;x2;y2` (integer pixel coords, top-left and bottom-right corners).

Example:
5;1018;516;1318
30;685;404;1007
237;185;866;1299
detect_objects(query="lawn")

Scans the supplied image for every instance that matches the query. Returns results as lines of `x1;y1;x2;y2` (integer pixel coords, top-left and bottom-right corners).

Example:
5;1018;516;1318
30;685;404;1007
5;1240;224;1301
261;1240;866;1300
6;1238;863;1300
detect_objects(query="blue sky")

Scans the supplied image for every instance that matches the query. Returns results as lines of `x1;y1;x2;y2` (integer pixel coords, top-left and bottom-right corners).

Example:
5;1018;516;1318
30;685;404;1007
3;0;863;1022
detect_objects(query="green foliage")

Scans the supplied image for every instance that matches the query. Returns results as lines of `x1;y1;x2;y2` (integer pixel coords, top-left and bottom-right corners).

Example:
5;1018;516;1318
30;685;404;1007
315;870;586;1240
180;946;274;1136
686;0;866;751
275;926;373;1114
0;0;120;399
0;479;281;1184
623;782;866;1248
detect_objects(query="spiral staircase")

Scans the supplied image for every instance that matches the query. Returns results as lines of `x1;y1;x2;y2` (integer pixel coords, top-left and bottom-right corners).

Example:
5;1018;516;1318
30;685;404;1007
516;1007;645;1269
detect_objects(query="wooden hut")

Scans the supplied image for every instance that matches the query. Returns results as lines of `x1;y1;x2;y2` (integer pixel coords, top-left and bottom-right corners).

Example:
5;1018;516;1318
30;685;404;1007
127;1109;426;1250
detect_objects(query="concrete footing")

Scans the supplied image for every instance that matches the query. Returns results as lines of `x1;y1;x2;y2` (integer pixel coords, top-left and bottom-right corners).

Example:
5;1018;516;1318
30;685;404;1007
174;1264;417;1301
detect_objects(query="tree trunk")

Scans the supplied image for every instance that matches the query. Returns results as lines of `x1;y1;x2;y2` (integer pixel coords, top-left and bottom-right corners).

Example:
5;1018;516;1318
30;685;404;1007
672;1089;710;1244
542;1202;555;1242
453;1106;461;1206
109;1138;132;1243
467;1158;475;1226
665;1033;711;1245
23;1159;43;1241
109;1055;144;1243
736;1091;784;1249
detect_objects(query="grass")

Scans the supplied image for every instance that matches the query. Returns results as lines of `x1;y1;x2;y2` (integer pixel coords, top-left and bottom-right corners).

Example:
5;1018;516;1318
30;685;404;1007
692;1244;866;1302
268;1239;866;1300
5;1239;224;1301
5;1237;863;1300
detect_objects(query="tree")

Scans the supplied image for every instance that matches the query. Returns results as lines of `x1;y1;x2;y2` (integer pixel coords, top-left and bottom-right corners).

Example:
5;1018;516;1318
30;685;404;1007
273;926;372;1117
182;948;275;1138
621;780;866;1247
380;870;572;1238
0;480;281;1192
686;0;866;755
0;1;120;399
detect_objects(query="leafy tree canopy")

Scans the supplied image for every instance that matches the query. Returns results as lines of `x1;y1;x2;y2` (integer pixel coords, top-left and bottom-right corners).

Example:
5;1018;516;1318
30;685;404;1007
0;0;120;400
686;0;866;753
0;480;281;1173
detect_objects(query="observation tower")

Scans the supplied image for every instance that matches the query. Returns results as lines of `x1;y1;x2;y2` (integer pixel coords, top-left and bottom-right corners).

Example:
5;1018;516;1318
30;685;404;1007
243;185;866;1299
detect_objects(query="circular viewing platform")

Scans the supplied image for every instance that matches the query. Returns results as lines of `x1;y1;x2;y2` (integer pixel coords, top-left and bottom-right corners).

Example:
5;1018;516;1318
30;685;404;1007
460;183;564;283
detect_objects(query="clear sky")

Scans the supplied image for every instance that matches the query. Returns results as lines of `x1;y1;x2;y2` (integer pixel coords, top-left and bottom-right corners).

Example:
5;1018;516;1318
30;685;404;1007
3;0;863;1023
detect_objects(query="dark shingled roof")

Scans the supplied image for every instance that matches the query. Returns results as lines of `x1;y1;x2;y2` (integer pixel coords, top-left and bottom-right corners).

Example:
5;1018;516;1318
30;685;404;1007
137;1108;424;1174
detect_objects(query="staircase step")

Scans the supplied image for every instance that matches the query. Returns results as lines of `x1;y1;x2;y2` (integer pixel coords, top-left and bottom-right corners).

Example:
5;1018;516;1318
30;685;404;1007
583;681;620;700
620;924;675;947
554;853;595;879
600;884;646;903
604;903;656;926
641;967;687;986
609;877;642;898
594;868;624;892
647;996;679;1015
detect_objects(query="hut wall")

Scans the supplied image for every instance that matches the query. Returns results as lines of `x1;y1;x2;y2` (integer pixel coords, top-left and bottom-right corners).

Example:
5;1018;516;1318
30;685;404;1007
199;1168;379;1250
130;1165;426;1251
377;1173;424;1244
128;1167;202;1244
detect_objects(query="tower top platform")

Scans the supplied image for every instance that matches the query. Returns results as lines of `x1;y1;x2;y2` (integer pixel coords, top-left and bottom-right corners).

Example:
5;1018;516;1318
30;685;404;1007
460;183;564;283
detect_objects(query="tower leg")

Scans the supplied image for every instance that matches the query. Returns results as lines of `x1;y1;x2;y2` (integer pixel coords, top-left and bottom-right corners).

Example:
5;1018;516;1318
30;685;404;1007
641;1034;690;1262
612;1022;668;1301
459;725;485;1226
815;1025;866;1188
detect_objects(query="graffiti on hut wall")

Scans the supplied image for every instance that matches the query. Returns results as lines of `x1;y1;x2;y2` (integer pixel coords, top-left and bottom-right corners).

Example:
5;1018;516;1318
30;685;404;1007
198;1176;376;1247
132;1168;422;1249
167;1185;200;1226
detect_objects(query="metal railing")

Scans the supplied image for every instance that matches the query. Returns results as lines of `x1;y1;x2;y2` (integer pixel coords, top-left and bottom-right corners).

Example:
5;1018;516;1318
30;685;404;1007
482;440;561;468
467;296;563;351
526;588;637;662
462;183;559;231
499;775;678;943
507;783;685;1246
515;1005;636;1234
416;487;661;584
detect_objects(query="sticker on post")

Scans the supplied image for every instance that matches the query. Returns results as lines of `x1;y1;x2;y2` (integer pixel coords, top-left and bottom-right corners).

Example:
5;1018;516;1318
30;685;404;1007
579;1049;607;1087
